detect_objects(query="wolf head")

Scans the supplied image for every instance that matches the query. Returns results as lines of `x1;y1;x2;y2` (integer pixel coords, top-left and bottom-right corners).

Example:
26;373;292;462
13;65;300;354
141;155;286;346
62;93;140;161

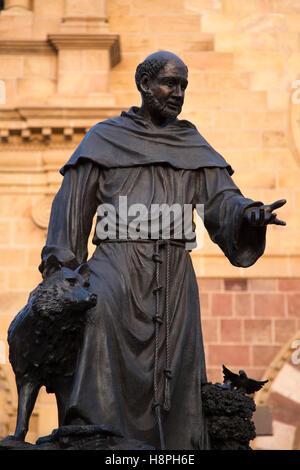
31;255;97;317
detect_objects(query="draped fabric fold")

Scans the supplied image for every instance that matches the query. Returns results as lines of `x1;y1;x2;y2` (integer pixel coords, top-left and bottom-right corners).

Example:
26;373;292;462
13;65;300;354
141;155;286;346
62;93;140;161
60;107;233;176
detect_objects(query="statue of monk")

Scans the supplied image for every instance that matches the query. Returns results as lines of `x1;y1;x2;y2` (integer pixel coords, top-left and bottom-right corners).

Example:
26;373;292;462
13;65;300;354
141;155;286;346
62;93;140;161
39;51;286;450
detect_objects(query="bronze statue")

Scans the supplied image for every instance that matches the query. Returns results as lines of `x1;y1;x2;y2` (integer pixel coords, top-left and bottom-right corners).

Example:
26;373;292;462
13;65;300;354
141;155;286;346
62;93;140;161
4;51;287;450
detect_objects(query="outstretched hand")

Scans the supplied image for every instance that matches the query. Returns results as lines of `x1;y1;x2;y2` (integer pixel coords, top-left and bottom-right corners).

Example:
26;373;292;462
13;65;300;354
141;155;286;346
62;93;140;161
244;199;286;227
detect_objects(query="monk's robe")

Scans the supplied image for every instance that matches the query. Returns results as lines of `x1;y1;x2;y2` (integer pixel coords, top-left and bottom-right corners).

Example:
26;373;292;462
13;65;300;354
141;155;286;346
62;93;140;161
40;108;266;450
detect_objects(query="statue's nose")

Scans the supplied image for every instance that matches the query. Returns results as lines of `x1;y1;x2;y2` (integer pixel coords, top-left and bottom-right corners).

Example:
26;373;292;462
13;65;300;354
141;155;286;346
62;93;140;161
173;84;184;99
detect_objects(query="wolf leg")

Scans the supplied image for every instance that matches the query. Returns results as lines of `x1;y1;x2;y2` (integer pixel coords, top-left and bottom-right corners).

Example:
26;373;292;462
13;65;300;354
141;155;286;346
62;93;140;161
14;381;40;441
54;377;74;426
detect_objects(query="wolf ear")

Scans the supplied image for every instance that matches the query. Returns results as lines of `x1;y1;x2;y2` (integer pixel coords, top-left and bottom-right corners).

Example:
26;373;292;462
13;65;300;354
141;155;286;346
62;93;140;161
76;263;90;282
42;254;62;279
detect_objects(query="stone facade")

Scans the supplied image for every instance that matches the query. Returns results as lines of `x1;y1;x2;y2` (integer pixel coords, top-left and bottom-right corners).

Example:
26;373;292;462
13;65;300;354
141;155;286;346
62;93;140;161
0;0;299;449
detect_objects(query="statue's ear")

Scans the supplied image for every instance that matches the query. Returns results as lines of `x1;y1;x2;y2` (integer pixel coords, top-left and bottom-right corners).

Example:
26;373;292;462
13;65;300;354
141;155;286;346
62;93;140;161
42;254;61;279
76;263;90;282
139;72;151;93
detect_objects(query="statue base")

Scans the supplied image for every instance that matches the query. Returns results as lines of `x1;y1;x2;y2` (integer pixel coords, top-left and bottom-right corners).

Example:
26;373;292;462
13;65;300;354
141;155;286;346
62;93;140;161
0;384;257;450
0;425;154;451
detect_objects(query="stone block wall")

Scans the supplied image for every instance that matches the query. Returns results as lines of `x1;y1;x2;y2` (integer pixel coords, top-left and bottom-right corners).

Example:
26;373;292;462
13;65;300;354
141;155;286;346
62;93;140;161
198;277;300;382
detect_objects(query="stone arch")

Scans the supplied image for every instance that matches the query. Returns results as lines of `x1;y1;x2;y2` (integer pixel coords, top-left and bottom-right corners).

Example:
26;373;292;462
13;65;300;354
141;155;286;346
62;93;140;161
253;331;300;450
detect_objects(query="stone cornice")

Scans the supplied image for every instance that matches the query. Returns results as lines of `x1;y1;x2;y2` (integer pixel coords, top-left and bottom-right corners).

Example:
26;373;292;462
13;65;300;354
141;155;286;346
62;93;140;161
48;34;121;67
17;106;124;120
0;105;124;126
0;40;55;55
0;34;121;66
0;106;125;144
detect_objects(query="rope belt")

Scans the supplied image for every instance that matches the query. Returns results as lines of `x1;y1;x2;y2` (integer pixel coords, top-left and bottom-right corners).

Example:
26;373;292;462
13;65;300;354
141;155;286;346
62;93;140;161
100;238;186;450
152;239;171;450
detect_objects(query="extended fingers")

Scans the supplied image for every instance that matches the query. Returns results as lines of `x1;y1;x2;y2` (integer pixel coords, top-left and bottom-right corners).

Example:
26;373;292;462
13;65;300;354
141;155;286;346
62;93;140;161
264;211;286;226
268;199;287;212
272;217;286;226
267;199;287;225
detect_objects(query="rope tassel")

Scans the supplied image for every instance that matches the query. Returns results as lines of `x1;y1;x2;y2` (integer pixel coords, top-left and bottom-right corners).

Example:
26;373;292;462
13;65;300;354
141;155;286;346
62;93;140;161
152;401;166;450
163;368;172;412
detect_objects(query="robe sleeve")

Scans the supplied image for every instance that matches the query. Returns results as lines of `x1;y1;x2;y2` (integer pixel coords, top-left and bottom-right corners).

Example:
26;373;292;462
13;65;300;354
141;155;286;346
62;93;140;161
196;167;266;268
39;161;101;277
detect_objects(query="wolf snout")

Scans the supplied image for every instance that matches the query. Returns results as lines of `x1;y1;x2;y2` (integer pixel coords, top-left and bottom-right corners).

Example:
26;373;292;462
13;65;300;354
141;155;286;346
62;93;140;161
87;293;97;306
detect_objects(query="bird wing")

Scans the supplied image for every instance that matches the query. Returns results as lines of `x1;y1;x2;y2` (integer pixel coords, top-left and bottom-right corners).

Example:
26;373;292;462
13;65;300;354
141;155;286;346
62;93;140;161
222;364;240;384
246;378;268;394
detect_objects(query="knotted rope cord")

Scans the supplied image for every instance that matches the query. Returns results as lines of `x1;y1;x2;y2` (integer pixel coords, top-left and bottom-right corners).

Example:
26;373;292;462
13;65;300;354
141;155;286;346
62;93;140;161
152;239;174;449
163;240;172;412
152;239;165;450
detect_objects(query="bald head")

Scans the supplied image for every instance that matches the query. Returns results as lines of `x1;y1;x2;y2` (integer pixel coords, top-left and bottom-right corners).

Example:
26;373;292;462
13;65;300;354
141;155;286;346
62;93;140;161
135;51;188;92
135;51;188;125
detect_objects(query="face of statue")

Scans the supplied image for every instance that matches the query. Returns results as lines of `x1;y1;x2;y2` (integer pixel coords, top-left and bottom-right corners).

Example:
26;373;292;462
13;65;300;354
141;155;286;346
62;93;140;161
141;58;188;122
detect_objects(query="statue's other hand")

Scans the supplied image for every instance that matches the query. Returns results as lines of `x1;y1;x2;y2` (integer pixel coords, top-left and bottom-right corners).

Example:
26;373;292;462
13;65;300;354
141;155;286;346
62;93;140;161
244;199;287;227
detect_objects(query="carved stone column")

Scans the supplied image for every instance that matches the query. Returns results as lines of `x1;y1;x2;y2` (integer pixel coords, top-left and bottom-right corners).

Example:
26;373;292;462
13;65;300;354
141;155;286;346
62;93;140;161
62;0;108;33
48;33;120;106
2;0;32;14
64;0;106;17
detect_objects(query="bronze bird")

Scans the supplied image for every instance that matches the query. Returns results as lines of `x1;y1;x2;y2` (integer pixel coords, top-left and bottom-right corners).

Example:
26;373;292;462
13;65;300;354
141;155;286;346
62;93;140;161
222;365;268;395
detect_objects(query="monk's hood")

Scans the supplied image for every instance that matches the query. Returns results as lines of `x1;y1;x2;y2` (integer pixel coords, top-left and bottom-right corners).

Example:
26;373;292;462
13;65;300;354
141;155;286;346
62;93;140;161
60;106;233;176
